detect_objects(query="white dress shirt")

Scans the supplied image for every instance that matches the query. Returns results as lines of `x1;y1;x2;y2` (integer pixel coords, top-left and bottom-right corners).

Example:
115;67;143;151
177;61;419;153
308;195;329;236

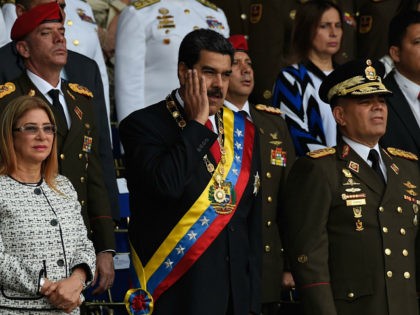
394;69;420;127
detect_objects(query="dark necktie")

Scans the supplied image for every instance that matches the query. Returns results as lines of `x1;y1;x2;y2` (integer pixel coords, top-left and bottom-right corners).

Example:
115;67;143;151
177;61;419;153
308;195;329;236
368;149;385;183
48;89;68;130
205;119;221;163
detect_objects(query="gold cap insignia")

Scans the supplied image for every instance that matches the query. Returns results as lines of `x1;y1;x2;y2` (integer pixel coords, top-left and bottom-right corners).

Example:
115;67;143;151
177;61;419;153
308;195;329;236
364;59;377;81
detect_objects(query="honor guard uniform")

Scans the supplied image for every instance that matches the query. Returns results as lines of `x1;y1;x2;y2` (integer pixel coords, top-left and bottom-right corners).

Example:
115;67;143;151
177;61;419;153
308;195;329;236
0;9;8;46
114;0;229;122
283;59;420;315
64;0;110;123
355;0;419;60
212;0;357;105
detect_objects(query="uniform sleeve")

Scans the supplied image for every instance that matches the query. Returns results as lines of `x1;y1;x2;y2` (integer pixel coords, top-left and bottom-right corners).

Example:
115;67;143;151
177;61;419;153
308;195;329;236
272;65;327;156
115;6;146;122
282;157;337;315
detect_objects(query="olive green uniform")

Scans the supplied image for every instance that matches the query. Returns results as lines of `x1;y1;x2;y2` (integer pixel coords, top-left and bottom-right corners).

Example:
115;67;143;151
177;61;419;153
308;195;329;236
283;141;420;315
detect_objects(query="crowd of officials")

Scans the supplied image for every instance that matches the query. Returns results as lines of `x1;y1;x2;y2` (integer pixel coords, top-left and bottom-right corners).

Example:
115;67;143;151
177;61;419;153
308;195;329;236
1;0;420;314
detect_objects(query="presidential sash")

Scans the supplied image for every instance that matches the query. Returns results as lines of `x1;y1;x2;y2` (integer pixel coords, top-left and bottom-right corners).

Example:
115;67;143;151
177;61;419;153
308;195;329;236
125;109;255;314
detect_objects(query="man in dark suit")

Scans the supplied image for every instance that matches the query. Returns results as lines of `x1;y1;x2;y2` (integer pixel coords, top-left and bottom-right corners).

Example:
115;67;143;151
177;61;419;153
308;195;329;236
283;59;420;315
0;2;116;294
119;29;262;315
224;34;299;315
380;10;420;166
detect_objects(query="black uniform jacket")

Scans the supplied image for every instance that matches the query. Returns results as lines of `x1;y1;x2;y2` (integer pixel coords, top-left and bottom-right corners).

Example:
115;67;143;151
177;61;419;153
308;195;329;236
0;74;115;252
0;42;120;220
119;94;262;315
282;140;420;315
381;72;420;167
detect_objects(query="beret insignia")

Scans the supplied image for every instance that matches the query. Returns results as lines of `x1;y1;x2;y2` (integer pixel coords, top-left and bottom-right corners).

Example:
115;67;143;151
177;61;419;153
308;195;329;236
0;82;16;99
307;147;336;158
69;83;93;98
131;0;159;10
387;147;418;161
255;104;283;115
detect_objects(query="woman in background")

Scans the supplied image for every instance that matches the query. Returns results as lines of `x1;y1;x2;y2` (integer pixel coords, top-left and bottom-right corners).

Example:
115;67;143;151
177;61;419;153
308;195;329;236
272;0;343;156
0;96;95;314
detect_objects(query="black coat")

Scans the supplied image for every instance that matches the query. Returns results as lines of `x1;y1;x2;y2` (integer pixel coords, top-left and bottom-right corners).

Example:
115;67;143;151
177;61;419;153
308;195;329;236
380;71;420;167
119;95;262;315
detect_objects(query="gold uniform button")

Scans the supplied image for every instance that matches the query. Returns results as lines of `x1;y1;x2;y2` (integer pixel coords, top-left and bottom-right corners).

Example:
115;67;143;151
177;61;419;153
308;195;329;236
60;154;65;160
400;228;406;235
266;172;272;179
184;9;190;14
80;177;85;183
67;20;73;26
73;39;80;46
347;292;354;299
81;200;85;206
397;206;403;213
403;249;408;256
240;13;247;20
379;206;385;212
387;271;393;278
163;38;170;45
404;272;411;279
193;26;200;30
297;254;308;263
266;221;272;227
385;248;391;255
79;153;83;159
264;245;271;252
382;227;388;233
267;196;272;203
263;90;272;100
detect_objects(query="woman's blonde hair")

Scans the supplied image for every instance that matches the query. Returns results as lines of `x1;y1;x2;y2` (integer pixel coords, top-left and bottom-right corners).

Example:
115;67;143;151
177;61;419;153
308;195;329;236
0;95;59;189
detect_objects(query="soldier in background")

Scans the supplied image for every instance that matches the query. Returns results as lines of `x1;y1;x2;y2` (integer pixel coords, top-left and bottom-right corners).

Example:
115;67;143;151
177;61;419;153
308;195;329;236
0;8;7;46
225;34;298;315
114;0;229;122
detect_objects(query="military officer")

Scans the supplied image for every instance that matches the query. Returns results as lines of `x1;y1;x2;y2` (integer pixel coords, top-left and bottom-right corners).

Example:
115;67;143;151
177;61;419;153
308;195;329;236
283;59;420;315
212;0;357;105
2;0;111;118
225;34;297;315
355;0;419;60
0;1;116;294
114;0;229;122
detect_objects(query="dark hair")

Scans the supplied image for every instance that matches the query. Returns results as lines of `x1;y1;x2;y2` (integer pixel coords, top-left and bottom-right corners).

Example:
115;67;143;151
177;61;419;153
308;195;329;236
290;0;343;63
178;29;234;68
15;0;32;9
388;10;420;48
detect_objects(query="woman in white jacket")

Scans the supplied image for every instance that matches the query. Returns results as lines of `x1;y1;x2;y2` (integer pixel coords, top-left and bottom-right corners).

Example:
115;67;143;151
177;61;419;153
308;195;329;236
0;96;96;314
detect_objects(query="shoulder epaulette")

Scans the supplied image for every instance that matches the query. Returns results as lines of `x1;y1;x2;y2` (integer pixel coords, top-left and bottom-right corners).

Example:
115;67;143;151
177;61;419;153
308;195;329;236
131;0;159;10
307;147;336;158
68;83;93;98
196;0;218;11
0;82;16;99
387;147;418;161
255;104;283;115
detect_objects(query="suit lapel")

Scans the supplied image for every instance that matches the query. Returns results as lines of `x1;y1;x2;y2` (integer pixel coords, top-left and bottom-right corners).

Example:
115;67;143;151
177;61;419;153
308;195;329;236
386;74;420;148
338;142;385;195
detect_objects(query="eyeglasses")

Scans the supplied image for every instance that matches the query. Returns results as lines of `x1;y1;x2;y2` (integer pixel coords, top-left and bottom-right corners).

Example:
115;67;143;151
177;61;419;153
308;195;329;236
13;124;57;135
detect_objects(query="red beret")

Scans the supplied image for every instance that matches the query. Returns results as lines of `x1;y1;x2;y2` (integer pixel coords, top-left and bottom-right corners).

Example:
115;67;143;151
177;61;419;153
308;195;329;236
228;35;248;52
11;2;63;41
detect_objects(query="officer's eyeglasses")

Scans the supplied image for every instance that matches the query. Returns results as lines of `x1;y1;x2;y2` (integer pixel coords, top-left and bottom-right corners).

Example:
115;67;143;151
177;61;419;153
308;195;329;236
13;124;57;135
